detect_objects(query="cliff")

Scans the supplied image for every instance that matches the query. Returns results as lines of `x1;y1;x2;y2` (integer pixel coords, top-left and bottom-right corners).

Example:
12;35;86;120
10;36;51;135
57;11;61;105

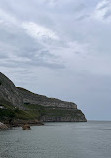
17;87;77;109
0;72;23;107
0;72;87;122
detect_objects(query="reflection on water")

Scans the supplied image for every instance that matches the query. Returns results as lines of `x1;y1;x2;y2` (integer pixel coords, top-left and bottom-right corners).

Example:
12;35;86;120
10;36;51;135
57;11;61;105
0;121;111;158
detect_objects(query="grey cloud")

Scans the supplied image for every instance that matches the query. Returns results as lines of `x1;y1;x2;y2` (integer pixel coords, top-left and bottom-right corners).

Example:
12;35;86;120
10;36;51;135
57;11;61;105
75;14;90;21
103;10;111;19
98;1;110;10
0;54;8;59
74;3;86;12
0;56;65;70
0;18;65;69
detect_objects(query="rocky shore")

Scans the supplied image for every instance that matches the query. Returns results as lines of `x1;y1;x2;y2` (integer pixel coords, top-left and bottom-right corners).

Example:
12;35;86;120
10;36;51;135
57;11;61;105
0;122;8;130
2;119;44;127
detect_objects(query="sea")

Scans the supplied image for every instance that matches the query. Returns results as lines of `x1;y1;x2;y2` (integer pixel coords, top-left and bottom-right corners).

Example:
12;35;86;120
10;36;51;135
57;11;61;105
0;121;111;158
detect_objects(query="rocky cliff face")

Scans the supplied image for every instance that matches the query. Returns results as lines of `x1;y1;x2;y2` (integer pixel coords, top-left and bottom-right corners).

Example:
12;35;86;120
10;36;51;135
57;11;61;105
0;72;87;122
0;72;23;107
41;108;87;122
17;87;77;109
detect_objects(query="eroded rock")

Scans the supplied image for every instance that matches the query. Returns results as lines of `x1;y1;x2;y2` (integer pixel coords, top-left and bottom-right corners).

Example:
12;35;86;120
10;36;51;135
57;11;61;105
22;124;31;130
0;122;8;130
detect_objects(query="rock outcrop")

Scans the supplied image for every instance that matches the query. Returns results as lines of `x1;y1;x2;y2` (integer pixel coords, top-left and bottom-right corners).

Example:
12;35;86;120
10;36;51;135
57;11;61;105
0;122;8;130
22;124;31;130
17;87;77;109
0;72;23;107
41;109;86;122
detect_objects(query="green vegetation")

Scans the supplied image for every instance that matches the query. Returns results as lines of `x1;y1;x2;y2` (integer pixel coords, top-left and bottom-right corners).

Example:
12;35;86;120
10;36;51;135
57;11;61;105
0;109;15;120
0;107;40;121
0;102;46;122
23;104;46;120
0;100;84;122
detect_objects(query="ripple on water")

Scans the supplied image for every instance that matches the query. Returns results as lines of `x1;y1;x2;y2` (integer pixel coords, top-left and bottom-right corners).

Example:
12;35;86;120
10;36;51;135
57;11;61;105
0;122;111;158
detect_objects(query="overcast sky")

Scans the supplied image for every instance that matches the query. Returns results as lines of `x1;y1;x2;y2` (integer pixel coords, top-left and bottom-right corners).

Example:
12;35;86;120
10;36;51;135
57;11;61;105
0;0;111;120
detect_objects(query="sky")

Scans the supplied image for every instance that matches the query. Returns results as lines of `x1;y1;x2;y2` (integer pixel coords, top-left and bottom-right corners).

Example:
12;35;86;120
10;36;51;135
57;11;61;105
0;0;111;120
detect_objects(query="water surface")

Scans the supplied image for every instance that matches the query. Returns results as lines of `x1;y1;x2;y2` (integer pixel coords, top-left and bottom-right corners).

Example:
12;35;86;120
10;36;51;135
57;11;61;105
0;121;111;158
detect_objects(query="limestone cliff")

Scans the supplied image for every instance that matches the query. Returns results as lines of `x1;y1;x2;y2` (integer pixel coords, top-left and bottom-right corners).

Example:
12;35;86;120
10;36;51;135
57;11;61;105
0;72;87;122
17;87;77;109
0;72;23;107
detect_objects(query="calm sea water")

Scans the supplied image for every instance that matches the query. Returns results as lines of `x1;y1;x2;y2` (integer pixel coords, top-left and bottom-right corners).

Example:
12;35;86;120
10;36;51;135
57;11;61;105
0;121;111;158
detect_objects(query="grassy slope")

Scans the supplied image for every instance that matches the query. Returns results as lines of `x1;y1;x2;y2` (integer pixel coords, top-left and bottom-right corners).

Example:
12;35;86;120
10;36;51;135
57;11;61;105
0;103;43;121
0;101;85;122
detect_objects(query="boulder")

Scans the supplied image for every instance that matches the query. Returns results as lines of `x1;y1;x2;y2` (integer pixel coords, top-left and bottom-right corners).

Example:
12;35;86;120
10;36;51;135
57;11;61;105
0;122;8;130
22;124;31;130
